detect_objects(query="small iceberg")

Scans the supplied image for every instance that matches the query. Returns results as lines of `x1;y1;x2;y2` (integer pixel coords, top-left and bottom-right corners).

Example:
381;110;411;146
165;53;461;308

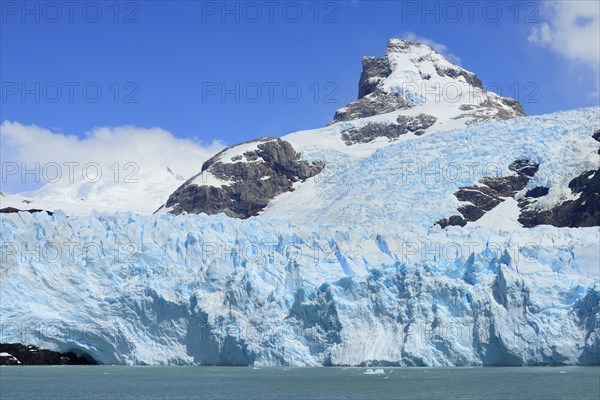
363;368;385;375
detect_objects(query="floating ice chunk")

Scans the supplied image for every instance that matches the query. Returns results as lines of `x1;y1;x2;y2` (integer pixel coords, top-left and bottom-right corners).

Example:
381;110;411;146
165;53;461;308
364;369;385;375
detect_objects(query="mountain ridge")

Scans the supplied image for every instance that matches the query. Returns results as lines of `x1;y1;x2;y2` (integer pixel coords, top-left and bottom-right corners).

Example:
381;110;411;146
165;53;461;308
161;38;527;219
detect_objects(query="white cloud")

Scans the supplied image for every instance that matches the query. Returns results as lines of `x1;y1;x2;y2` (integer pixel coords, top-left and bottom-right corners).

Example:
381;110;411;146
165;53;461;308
528;0;600;96
0;121;226;213
402;32;462;65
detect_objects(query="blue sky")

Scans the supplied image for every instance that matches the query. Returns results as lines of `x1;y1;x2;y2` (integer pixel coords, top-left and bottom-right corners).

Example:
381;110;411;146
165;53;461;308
1;0;599;146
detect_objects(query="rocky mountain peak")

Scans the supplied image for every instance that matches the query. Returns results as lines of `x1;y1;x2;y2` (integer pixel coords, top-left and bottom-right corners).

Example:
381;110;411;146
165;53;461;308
332;38;524;125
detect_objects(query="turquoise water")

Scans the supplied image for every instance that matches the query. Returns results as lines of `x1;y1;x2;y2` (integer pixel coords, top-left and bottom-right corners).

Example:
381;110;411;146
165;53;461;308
1;366;599;400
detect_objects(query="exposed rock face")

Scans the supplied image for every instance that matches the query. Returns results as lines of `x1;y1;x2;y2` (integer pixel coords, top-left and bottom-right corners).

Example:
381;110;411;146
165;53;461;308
340;114;438;145
434;64;483;89
397;113;437;136
501;98;526;116
163;138;324;218
519;169;600;227
0;207;53;216
0;343;96;365
331;90;413;124
341;122;407;145
358;56;392;99
524;186;549;198
454;98;526;125
519;129;600;228
437;160;538;228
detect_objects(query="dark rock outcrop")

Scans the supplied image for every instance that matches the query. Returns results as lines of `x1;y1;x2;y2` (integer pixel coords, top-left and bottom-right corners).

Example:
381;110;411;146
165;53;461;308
524;186;549;198
518;169;600;227
454;98;526;126
163;138;324;219
0;343;96;365
437;160;538;228
479;160;538;197
502;98;526;117
341;122;407;145
397;113;437;136
358;56;392;99
518;130;600;228
434;65;483;90
593;129;600;144
340;114;437;145
0;207;53;216
331;90;413;124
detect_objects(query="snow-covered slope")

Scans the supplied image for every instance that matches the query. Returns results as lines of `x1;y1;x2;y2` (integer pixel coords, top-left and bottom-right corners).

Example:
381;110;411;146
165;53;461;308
160;39;526;218
1;108;599;366
267;108;599;229
2;164;190;215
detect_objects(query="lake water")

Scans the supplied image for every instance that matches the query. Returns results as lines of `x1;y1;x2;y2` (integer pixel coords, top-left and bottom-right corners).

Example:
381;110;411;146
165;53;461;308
1;366;599;400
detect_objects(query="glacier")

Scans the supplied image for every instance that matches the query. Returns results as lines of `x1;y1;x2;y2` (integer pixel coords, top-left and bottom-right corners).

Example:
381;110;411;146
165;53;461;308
1;107;599;366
